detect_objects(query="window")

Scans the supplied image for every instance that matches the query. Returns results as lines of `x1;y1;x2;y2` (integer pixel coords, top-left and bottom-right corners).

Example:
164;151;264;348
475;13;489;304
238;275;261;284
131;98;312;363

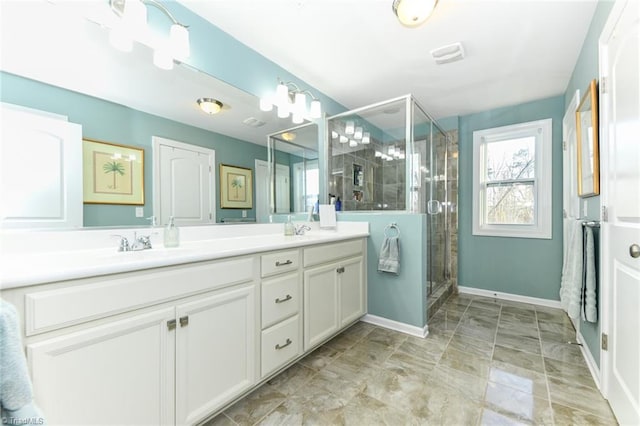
473;119;552;239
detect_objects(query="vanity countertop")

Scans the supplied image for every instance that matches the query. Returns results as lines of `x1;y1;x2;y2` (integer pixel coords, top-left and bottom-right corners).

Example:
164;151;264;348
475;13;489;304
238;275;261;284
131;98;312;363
0;222;369;290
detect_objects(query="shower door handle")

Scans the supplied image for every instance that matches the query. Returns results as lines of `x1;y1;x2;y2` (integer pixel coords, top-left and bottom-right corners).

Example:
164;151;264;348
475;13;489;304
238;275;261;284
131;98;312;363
427;199;441;215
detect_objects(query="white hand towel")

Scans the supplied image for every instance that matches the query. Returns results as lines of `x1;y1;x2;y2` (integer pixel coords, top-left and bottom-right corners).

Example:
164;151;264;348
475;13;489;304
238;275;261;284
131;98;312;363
318;204;337;229
378;236;400;275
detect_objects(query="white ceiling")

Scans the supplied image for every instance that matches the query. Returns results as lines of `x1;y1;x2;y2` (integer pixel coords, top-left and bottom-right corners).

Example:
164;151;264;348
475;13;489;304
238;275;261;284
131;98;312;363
178;0;598;119
0;0;597;148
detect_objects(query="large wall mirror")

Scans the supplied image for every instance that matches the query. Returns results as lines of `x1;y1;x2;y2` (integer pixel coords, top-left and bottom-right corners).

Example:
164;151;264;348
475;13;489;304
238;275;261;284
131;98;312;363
1;1;322;228
576;79;600;197
267;124;320;219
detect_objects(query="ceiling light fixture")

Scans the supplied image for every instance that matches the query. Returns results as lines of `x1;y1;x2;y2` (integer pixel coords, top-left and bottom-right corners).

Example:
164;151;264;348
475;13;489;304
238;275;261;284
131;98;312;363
392;0;438;28
260;79;322;124
109;0;190;70
197;98;223;114
281;132;297;142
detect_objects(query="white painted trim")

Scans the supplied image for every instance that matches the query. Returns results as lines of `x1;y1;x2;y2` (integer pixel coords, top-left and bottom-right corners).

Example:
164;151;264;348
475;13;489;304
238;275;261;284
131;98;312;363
577;330;601;390
472;119;553;239
458;286;562;309
361;314;428;338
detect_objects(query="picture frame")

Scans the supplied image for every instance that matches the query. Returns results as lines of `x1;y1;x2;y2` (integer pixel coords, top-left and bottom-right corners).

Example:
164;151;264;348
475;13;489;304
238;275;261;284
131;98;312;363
220;164;253;209
83;138;144;205
576;79;600;197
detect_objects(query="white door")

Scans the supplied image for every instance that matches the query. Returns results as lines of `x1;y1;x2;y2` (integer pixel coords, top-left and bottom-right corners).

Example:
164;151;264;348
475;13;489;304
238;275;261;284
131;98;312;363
175;284;256;425
600;1;640;424
153;137;215;226
0;103;82;229
255;159;270;222
28;308;176;425
275;164;290;214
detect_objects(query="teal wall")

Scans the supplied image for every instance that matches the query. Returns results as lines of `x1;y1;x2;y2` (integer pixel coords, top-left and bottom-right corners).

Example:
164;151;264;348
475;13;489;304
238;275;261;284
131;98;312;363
562;0;615;367
457;95;565;300
1;72;269;226
340;213;427;328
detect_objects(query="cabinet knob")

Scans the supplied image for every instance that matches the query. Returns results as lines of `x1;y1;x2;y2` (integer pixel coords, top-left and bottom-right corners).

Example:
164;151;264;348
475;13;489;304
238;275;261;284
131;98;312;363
275;338;292;350
179;316;189;327
276;260;293;267
275;294;292;304
167;319;177;331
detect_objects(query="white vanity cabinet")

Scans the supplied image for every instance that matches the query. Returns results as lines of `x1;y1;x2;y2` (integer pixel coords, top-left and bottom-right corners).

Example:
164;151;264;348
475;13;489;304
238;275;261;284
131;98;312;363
259;249;303;378
18;256;259;426
303;239;366;350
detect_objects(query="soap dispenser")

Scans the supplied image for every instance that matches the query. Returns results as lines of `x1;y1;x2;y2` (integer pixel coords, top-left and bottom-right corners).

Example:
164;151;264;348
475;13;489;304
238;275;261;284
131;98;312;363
284;215;295;236
164;216;180;247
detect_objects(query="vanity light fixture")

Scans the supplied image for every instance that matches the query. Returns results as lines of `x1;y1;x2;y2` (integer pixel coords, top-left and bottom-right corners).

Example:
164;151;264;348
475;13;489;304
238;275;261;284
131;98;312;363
197;98;223;115
109;0;190;70
260;79;322;124
392;0;438;28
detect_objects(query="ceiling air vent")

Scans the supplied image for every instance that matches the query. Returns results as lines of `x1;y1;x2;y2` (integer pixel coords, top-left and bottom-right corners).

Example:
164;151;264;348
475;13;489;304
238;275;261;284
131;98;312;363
243;117;266;127
430;42;465;65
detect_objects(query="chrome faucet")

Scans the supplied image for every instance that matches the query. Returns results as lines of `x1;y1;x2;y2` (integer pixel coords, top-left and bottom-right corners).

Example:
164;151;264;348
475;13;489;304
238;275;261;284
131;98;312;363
112;231;153;252
294;224;311;236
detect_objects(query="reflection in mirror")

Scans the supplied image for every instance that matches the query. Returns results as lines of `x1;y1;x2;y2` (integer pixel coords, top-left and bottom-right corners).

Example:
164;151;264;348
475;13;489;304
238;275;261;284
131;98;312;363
266;124;320;219
0;0;308;228
576;79;599;197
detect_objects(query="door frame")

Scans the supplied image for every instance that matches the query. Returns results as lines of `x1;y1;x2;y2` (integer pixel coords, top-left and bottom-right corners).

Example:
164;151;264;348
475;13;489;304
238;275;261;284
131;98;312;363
598;0;636;402
152;136;216;225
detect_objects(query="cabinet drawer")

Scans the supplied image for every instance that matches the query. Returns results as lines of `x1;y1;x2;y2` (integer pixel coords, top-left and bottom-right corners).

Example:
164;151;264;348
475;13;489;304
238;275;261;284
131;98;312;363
261;315;301;378
25;256;256;336
303;239;363;268
262;273;300;328
261;250;299;277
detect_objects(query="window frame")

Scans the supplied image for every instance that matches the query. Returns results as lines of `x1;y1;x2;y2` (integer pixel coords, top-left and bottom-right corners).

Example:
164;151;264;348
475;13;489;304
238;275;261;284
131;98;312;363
472;119;553;239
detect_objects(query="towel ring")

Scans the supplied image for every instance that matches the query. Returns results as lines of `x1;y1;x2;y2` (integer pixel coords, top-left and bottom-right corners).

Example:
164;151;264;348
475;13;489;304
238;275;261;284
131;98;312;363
384;223;400;238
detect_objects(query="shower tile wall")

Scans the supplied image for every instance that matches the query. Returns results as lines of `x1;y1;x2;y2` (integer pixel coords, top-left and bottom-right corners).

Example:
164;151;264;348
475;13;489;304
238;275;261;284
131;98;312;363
329;139;406;211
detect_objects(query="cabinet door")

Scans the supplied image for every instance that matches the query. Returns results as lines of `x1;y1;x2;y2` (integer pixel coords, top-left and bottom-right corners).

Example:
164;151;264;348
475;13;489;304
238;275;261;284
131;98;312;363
175;284;257;425
339;256;365;327
303;263;339;350
28;307;175;425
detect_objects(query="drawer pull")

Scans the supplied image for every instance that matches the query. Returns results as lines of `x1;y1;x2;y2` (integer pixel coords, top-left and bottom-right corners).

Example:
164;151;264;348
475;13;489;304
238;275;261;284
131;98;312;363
275;338;292;350
275;260;293;267
167;319;177;331
275;294;292;304
179;316;189;327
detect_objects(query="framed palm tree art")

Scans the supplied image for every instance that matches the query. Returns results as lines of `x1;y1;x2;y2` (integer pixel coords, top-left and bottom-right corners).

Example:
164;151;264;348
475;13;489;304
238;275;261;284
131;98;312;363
82;138;144;205
220;164;253;209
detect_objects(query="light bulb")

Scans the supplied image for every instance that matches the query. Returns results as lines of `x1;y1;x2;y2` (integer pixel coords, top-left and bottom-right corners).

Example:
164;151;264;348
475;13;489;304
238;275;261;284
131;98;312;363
294;92;306;116
276;83;289;106
345;121;355;135
309;99;321;118
339;136;348;144
170;24;190;61
277;104;289;118
349;139;358;147
354;126;363;140
331;131;339;139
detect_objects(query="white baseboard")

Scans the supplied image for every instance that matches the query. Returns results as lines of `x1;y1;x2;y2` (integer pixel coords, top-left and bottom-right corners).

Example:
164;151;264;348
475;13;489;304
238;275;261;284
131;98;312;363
361;314;428;338
458;286;562;309
577;331;601;390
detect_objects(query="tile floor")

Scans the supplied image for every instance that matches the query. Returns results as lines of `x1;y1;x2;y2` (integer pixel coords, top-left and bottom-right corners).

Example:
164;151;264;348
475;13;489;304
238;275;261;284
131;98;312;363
204;293;618;425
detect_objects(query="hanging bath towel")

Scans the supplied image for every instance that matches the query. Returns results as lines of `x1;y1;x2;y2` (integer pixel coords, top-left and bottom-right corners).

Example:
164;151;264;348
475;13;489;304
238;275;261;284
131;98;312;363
582;226;597;323
560;220;583;319
378;236;400;275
